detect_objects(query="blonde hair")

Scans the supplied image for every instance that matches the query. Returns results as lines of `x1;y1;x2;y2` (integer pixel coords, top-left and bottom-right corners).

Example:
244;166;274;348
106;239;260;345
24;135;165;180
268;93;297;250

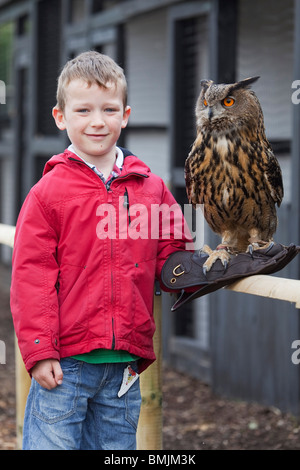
56;51;128;111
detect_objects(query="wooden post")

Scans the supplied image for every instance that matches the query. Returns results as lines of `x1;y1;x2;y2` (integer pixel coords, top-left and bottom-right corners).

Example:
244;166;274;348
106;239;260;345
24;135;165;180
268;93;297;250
14;341;30;449
0;224;30;449
137;288;163;450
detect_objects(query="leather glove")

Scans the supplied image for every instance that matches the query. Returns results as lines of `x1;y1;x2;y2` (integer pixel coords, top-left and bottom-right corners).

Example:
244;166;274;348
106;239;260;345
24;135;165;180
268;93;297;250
161;243;300;311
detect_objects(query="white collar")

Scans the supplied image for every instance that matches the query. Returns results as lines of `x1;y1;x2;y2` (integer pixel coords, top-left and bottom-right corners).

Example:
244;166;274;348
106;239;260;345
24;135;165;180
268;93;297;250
68;144;124;170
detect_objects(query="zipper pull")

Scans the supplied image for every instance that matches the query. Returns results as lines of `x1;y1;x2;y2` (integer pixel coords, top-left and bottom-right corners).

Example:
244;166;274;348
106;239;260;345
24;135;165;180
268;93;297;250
124;188;131;225
107;189;113;203
123;188;129;208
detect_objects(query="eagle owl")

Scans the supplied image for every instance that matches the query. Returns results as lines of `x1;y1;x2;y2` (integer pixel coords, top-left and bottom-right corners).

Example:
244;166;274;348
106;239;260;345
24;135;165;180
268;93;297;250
185;76;284;272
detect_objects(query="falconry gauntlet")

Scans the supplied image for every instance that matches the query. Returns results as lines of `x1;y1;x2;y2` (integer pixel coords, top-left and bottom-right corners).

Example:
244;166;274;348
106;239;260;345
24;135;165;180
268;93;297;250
161;243;300;311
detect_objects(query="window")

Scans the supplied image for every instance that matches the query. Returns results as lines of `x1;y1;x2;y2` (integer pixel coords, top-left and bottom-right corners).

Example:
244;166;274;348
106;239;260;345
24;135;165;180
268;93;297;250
92;0;103;13
36;0;61;135
0;22;13;131
16;14;30;36
69;0;86;23
92;0;127;13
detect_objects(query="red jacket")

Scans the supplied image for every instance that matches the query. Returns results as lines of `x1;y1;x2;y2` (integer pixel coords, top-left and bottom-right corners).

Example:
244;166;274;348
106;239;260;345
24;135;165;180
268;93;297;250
10;148;191;373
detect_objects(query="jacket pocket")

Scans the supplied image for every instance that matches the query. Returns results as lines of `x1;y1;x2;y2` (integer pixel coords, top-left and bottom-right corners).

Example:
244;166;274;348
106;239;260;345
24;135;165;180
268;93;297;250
57;264;90;340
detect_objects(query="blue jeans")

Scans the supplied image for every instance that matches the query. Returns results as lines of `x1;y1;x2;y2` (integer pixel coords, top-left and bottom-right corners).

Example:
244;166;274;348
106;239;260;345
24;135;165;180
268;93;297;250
23;358;141;450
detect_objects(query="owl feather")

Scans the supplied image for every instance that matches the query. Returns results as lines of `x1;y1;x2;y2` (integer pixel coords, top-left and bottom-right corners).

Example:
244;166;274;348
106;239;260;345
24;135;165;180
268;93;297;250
185;76;284;272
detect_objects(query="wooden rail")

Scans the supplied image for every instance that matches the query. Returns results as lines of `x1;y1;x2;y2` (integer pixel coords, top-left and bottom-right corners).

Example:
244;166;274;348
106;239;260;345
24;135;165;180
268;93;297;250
226;275;300;309
0;223;15;248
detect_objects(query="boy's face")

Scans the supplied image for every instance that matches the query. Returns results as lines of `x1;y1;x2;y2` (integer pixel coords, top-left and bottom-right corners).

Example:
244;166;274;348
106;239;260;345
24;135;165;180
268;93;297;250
53;79;130;163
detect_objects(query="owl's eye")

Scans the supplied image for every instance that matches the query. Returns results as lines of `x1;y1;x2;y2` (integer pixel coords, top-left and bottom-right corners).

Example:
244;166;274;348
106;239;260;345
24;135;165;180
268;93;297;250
203;99;208;107
222;97;235;107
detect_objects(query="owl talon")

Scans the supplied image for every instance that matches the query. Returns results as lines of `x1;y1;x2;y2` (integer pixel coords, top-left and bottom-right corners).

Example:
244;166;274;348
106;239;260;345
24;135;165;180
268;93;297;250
264;241;274;253
247;244;254;257
201;248;231;274
247;240;274;256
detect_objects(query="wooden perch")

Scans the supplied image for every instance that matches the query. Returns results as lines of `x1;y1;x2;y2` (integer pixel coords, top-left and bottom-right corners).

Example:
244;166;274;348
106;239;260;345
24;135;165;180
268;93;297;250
226;275;300;309
0;224;15;249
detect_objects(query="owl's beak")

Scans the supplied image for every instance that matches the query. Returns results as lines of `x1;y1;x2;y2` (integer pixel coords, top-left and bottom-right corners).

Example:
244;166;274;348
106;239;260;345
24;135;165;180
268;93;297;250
208;107;214;120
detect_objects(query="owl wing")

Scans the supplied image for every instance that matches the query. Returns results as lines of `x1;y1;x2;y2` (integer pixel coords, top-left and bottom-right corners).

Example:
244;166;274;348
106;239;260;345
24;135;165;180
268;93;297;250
184;154;196;205
264;145;284;207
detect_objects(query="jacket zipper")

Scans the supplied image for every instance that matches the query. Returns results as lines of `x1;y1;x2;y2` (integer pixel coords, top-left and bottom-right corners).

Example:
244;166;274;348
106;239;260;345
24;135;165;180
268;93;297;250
123;187;131;226
111;318;115;349
111;239;115;349
106;188;116;350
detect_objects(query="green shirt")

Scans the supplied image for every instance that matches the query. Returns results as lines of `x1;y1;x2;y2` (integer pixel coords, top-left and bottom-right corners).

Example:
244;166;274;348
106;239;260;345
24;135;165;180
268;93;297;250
71;349;139;364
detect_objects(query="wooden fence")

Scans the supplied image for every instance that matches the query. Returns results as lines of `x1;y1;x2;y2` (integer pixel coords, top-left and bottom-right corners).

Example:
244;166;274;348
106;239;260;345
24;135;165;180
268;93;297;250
0;223;300;449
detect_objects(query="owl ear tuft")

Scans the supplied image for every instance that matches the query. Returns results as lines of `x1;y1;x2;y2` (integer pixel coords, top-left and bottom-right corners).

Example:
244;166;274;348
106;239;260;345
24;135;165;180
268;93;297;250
200;79;213;91
231;76;260;92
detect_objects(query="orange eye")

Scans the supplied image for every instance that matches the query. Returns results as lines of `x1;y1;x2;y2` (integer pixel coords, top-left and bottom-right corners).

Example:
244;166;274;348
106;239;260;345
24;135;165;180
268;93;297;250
203;99;208;107
223;97;235;107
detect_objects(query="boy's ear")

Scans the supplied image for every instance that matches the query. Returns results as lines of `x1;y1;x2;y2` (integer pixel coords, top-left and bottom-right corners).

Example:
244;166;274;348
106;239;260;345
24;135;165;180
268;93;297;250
52;106;66;130
121;106;131;129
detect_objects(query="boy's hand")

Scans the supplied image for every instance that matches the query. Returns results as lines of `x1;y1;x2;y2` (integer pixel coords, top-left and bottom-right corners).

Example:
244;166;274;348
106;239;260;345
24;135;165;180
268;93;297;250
31;359;63;390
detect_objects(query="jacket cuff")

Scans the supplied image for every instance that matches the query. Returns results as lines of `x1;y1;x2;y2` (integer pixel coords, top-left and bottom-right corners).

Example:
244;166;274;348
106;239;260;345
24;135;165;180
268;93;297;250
24;349;60;375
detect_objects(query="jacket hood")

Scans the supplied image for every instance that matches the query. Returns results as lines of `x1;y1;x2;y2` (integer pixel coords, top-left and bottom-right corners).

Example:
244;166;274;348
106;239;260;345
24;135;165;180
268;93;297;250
43;148;152;177
43;152;69;175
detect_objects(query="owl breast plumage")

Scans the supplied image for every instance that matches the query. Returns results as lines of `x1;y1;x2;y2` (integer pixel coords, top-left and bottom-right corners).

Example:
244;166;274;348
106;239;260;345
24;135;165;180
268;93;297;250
185;76;284;256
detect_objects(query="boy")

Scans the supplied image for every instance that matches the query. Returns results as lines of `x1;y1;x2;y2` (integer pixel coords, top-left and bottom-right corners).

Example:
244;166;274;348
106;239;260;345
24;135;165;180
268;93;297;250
10;51;191;450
